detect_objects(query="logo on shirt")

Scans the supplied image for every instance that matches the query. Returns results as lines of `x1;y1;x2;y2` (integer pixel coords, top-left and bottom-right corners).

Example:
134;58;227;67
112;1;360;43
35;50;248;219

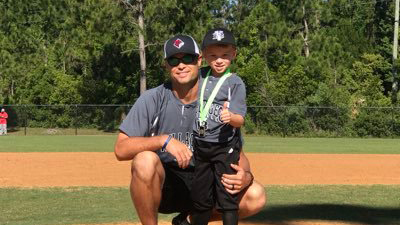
173;39;184;49
212;30;224;41
170;132;193;151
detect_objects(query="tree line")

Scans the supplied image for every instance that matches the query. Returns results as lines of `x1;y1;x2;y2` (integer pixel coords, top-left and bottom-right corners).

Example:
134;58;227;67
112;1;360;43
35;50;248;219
1;0;399;136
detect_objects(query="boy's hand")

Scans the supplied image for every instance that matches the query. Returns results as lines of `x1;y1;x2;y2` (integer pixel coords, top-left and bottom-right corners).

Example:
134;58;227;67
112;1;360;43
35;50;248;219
220;101;231;124
220;101;245;127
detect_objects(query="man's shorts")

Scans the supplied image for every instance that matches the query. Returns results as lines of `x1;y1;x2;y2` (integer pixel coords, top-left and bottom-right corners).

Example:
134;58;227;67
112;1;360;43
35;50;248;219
158;164;195;214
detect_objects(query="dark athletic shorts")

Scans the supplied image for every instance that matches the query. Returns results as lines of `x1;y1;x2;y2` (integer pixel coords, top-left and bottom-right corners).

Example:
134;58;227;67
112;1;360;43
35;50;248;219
158;164;195;214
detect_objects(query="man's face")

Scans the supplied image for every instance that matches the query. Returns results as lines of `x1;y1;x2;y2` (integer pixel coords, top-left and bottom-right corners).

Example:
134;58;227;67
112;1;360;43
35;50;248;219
166;53;201;85
203;44;236;76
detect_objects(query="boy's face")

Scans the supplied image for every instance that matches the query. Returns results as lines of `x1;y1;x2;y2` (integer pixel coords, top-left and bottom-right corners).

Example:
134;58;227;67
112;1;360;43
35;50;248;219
203;44;236;76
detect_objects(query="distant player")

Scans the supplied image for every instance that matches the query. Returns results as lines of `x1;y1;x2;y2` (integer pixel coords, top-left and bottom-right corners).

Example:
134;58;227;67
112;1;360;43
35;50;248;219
191;28;247;225
0;108;8;135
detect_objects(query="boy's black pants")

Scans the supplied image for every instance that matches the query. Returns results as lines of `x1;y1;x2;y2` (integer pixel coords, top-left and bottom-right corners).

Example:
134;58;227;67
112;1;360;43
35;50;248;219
191;135;241;225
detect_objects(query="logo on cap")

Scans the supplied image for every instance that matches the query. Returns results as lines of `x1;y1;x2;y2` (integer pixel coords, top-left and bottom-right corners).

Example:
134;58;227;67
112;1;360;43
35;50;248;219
173;39;184;49
212;30;224;41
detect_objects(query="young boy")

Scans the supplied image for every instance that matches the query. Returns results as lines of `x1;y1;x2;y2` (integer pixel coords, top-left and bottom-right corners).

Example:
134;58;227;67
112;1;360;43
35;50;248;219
191;28;247;225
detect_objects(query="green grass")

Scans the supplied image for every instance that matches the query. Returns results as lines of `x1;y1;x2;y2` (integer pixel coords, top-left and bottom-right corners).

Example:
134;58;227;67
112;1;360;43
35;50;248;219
1;135;400;154
249;185;400;224
0;135;116;152
1;186;399;225
245;136;400;154
265;185;400;207
0;187;136;225
8;127;117;136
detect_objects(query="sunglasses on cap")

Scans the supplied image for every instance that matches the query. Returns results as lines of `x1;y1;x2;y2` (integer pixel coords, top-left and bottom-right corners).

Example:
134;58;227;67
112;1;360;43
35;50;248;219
167;54;197;67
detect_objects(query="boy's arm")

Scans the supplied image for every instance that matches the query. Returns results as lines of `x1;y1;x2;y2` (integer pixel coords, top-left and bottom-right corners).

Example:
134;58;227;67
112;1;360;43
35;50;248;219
221;76;246;127
220;101;244;128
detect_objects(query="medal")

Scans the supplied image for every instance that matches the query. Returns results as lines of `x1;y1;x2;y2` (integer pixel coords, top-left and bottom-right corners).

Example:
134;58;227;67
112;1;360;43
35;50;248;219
198;121;207;137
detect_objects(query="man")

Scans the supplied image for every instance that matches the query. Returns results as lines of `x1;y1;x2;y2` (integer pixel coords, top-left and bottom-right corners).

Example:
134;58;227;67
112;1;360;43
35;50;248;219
0;108;8;135
114;35;266;225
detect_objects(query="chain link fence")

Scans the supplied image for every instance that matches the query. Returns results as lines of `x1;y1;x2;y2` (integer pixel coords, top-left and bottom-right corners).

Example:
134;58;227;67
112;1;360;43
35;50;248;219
246;106;400;137
1;105;400;137
1;105;130;136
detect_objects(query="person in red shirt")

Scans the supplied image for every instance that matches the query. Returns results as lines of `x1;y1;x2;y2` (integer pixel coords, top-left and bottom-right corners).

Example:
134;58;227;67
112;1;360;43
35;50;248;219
0;108;8;135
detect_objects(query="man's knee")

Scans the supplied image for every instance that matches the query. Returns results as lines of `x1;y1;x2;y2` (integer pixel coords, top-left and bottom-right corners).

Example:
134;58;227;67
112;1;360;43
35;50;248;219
240;181;266;215
131;151;163;182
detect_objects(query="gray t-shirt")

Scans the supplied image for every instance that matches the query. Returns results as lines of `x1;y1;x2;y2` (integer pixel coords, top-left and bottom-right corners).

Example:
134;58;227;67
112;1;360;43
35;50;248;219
119;83;196;168
194;67;247;143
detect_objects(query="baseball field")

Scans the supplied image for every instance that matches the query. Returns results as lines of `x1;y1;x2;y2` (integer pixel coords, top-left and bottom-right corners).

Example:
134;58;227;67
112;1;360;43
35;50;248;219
1;135;400;225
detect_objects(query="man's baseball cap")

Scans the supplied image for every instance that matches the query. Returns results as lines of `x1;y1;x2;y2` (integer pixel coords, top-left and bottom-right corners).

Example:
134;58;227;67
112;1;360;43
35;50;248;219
163;35;200;59
201;28;236;50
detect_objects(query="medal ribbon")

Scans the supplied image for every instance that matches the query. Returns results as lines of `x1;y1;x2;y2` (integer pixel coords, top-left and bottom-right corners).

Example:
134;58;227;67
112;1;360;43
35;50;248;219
199;69;232;124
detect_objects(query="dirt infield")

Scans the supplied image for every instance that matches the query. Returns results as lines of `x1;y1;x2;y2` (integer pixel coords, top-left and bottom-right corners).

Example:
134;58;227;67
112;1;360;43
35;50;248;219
1;152;400;225
1;153;400;187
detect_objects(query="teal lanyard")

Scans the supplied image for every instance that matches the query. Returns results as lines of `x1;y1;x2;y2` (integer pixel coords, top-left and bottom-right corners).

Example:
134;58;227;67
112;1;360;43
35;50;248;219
199;69;232;124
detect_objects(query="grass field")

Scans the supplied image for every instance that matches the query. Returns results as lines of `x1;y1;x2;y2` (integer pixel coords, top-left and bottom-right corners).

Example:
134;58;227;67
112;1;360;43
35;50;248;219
1;185;400;225
245;136;400;154
7;128;117;136
1;135;400;153
1;135;400;225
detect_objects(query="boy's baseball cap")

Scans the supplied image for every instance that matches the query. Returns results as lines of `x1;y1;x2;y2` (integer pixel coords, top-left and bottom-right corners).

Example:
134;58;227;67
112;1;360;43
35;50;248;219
163;35;200;59
201;28;236;50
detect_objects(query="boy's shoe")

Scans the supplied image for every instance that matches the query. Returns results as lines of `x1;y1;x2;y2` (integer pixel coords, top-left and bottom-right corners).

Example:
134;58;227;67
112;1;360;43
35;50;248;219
172;212;191;225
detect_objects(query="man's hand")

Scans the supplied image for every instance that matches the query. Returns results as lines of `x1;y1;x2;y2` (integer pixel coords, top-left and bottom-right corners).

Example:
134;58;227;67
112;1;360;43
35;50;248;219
164;137;193;169
221;163;252;194
220;101;231;124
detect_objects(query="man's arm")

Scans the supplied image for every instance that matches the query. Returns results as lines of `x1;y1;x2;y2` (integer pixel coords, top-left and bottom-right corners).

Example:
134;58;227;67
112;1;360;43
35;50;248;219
114;132;193;168
114;132;166;161
238;150;250;171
